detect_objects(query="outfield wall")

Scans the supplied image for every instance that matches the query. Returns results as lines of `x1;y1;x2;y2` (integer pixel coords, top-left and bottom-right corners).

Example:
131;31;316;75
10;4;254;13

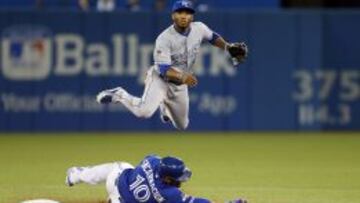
0;10;359;131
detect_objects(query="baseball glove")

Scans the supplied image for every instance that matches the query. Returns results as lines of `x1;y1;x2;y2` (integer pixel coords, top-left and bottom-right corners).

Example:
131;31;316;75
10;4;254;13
227;42;248;65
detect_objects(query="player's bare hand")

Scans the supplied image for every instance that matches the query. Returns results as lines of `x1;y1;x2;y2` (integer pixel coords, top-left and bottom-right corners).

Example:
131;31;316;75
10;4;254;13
227;198;248;203
182;72;198;87
165;67;197;87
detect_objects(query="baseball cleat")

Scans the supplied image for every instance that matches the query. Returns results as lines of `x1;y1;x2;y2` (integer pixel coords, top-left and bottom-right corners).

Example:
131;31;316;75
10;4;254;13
160;115;171;123
96;87;125;104
159;103;171;123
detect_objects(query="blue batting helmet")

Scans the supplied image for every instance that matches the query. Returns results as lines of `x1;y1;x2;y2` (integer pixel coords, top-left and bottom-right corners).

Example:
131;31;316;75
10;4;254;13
172;0;195;14
158;156;192;182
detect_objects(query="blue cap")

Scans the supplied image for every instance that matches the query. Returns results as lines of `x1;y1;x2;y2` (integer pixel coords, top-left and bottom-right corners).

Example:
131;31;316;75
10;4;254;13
159;156;192;182
172;0;195;14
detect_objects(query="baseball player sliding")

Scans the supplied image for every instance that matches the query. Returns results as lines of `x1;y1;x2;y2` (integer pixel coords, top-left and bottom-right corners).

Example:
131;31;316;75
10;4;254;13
96;0;248;130
66;154;247;203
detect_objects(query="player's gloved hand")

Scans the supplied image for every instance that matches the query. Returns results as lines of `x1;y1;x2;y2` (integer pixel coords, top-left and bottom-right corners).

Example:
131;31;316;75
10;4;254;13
226;198;248;203
226;42;248;66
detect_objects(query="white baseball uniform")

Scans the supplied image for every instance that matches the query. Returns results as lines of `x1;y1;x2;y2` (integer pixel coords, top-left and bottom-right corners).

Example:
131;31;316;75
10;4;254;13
114;22;217;130
67;162;134;203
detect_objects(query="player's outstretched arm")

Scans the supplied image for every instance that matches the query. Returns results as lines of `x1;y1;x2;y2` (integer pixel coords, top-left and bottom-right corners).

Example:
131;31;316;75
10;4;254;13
209;199;248;203
225;199;248;203
184;197;247;203
180;193;247;203
210;198;248;203
174;188;247;203
199;22;248;65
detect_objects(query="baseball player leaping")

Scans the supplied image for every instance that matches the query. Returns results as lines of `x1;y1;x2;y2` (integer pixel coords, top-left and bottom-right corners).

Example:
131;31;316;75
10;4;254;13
96;0;248;130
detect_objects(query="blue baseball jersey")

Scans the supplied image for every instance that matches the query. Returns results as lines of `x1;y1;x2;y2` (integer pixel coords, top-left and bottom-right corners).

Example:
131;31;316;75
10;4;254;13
116;155;211;203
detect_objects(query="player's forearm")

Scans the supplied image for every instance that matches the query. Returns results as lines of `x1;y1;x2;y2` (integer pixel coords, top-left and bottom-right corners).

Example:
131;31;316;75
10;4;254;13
186;198;229;203
213;36;229;50
165;67;184;83
164;67;198;87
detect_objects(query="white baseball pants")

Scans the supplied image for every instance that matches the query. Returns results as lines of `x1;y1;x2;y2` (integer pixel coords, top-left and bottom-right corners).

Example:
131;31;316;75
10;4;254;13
116;66;190;130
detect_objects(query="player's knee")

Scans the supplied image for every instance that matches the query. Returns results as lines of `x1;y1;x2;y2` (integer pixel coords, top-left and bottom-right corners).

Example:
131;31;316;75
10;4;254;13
175;119;189;130
136;109;154;119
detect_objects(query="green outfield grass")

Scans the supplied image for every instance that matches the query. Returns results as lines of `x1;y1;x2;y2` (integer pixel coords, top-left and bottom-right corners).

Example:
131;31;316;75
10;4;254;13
0;132;359;203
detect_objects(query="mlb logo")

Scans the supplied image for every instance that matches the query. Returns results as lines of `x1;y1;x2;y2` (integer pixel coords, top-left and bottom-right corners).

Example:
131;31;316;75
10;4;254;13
1;25;52;81
9;39;46;62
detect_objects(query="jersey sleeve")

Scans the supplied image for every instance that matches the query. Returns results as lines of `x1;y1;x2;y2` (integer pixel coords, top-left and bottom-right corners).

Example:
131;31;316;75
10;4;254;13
153;34;172;75
198;22;220;45
153;34;172;67
163;188;212;203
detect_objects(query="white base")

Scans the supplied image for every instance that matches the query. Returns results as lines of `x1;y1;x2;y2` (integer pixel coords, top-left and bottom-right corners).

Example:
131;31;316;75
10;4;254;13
21;199;60;203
